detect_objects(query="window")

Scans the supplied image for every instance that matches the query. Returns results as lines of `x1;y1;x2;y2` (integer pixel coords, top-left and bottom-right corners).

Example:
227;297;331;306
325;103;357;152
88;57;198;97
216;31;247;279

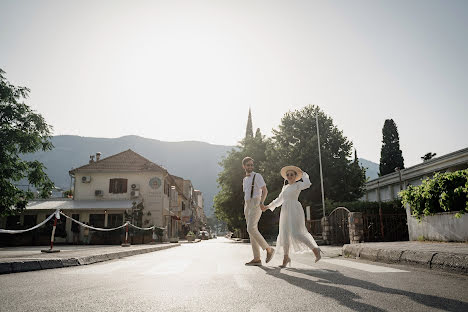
71;214;80;232
109;178;128;194
6;216;20;229
182;202;186;211
108;214;123;228
89;214;105;228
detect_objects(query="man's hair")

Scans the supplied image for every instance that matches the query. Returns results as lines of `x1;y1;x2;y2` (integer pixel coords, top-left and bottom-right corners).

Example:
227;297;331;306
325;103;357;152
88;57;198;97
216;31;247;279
242;157;254;166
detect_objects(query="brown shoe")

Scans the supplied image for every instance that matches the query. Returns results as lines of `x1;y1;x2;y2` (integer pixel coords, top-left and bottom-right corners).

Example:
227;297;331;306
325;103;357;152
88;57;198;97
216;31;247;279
245;260;262;266
266;248;275;263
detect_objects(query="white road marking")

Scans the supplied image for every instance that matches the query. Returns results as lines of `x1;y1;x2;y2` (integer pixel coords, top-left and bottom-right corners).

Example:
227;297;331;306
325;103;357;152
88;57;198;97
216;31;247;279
144;259;192;275
234;274;253;290
250;303;272;312
320;258;409;273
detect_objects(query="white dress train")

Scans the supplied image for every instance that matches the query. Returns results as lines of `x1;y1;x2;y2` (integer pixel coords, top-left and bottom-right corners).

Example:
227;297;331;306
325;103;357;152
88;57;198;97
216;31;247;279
268;172;319;255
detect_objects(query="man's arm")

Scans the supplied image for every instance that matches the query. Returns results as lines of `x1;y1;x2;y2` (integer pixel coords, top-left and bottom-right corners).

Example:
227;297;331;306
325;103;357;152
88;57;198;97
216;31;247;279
260;185;268;210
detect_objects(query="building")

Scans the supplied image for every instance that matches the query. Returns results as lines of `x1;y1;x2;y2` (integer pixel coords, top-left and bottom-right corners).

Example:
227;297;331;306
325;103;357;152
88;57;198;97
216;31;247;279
193;190;206;230
1;149;206;244
363;147;468;202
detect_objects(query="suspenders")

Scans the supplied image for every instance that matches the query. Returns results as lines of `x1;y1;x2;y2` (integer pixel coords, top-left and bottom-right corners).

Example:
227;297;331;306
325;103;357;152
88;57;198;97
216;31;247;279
250;174;256;199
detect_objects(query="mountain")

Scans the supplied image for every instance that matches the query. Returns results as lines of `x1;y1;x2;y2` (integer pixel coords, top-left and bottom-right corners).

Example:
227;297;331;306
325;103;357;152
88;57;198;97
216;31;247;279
22;135;380;216
359;158;379;180
21;135;233;216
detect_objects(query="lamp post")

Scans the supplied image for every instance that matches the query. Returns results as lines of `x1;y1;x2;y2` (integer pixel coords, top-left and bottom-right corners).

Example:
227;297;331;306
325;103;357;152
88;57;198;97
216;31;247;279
315;113;326;218
395;167;403;191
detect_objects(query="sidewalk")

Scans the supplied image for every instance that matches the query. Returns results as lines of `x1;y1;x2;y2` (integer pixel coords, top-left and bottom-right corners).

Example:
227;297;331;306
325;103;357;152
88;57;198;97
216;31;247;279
343;241;468;275
0;242;181;274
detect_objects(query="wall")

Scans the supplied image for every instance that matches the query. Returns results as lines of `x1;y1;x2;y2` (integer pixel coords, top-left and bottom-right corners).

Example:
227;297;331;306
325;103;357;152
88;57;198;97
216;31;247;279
74;171;167;227
406;206;468;242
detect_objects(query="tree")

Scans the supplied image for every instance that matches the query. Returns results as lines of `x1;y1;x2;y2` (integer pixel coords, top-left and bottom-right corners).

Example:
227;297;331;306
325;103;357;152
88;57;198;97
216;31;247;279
379;119;404;176
214;111;269;235
264;105;366;216
421;152;436;162
0;69;54;217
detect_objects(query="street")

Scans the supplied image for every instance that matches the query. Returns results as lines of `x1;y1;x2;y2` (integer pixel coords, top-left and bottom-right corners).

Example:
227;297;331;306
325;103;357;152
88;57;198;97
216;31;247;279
1;237;467;312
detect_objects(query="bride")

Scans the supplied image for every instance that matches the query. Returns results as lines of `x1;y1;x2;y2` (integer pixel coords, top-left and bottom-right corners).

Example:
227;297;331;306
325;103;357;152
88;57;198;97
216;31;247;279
262;165;322;268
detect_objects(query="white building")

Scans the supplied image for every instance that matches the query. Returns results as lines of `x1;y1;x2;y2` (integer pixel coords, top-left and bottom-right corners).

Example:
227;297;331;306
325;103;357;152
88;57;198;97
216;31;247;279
1;150;202;244
363;147;468;202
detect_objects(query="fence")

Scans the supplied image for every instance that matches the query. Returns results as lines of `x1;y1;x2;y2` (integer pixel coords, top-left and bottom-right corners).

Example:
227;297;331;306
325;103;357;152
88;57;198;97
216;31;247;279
362;213;408;242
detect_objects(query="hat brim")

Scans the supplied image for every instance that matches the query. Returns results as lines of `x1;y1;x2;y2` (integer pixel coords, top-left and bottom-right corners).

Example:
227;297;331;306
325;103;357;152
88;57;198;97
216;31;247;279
280;165;303;181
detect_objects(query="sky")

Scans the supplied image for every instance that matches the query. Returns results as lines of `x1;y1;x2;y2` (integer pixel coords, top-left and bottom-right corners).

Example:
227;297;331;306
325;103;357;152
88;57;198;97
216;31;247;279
1;0;467;167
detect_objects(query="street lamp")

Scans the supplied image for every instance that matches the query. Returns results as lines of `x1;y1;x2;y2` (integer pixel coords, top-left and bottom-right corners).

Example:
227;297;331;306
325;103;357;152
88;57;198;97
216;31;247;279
314;113;326;218
395;167;403;191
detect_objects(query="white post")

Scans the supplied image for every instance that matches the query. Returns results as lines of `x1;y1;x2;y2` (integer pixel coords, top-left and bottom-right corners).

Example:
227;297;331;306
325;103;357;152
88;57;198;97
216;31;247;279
306;206;311;221
316;114;326;218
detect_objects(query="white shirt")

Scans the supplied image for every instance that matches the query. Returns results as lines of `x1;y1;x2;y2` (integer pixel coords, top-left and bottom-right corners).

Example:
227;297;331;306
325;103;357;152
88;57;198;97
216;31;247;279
243;172;266;201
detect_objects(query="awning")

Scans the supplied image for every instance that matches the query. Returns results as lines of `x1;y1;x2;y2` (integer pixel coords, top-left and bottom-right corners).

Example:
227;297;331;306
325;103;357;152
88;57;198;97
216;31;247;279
171;215;181;220
25;199;138;211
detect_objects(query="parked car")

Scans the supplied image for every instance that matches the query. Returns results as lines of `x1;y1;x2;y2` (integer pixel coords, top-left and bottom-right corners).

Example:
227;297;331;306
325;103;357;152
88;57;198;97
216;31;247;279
198;231;210;240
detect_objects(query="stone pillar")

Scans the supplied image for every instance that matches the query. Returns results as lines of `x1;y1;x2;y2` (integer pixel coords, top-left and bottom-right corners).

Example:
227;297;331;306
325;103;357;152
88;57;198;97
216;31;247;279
321;216;332;245
348;212;363;244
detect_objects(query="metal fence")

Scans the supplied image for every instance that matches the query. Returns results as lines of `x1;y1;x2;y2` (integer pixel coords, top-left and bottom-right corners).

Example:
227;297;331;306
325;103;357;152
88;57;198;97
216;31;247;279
362;213;408;242
306;219;322;236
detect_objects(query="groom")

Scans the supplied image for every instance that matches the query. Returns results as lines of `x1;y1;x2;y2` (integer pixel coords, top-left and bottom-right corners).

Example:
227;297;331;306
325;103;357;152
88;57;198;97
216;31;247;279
242;157;275;266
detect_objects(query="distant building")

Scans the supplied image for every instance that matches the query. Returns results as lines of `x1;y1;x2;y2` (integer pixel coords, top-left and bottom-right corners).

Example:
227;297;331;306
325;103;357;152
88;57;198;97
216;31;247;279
363;147;468;202
0;149;205;244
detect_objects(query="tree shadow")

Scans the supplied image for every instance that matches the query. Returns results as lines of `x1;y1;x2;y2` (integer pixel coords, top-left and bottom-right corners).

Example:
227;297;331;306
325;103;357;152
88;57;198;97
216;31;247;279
258;266;467;312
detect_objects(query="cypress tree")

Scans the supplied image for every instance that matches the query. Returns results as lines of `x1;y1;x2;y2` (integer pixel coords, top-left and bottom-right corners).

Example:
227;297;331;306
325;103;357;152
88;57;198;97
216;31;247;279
379;119;404;176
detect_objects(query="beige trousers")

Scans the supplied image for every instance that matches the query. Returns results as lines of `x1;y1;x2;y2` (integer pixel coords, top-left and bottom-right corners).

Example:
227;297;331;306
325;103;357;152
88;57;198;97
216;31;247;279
244;197;270;259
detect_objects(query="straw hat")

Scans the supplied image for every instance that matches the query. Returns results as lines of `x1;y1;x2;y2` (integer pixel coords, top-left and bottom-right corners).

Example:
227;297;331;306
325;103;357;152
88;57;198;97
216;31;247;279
280;165;303;181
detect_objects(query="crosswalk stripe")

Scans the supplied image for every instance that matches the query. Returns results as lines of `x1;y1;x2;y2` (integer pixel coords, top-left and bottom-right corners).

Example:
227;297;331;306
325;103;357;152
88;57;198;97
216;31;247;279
319;258;409;273
234;274;253;290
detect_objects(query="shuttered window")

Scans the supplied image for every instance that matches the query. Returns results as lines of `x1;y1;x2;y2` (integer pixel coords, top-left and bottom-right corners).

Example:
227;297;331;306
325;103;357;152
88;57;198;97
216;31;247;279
109;178;128;194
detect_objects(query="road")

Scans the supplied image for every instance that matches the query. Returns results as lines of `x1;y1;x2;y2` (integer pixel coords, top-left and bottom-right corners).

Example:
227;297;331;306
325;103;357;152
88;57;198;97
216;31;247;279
1;237;467;312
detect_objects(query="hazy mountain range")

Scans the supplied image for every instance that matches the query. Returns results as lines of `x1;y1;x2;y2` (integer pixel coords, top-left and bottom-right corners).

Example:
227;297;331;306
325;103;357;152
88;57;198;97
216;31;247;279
22;135;379;216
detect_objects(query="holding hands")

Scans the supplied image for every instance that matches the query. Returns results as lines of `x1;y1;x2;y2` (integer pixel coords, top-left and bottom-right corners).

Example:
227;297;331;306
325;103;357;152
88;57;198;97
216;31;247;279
260;203;269;212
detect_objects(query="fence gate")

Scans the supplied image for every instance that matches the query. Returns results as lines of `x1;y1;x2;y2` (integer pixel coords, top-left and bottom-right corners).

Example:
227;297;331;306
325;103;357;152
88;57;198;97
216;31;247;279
328;207;350;245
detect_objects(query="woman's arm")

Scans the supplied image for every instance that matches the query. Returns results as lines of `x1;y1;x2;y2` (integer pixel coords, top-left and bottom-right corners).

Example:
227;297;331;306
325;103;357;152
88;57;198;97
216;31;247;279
297;172;312;190
264;186;285;212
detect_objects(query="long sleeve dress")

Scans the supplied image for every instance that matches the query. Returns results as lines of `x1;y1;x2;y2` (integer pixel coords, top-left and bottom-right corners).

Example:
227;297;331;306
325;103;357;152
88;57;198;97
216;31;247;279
268;172;319;254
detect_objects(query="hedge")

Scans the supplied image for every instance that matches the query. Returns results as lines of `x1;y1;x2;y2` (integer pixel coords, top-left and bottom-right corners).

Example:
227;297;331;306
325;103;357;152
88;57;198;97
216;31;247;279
400;169;468;219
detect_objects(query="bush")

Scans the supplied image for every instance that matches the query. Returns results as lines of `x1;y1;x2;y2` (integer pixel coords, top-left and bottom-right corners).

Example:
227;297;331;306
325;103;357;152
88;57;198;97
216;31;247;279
400;169;468;219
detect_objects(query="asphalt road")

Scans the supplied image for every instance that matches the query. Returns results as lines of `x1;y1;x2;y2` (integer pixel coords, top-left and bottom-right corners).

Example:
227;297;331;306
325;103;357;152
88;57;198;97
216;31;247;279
1;237;467;312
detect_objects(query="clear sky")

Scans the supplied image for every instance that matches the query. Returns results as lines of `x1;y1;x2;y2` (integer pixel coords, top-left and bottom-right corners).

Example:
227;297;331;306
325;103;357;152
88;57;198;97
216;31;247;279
1;0;467;166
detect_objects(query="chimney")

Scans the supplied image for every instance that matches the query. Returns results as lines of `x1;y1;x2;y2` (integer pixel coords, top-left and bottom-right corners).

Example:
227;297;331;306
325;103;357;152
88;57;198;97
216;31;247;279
89;155;95;163
96;152;102;162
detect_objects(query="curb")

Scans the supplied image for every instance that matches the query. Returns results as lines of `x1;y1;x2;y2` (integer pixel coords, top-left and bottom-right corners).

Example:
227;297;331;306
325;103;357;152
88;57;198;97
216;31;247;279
342;244;468;275
0;243;180;275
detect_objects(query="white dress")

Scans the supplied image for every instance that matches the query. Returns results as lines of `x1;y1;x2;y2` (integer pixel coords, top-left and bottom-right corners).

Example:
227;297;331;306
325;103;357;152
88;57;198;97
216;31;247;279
268;172;319;254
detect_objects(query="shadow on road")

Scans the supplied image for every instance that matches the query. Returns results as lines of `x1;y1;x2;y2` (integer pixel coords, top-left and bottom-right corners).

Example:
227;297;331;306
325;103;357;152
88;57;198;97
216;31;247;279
258;266;467;312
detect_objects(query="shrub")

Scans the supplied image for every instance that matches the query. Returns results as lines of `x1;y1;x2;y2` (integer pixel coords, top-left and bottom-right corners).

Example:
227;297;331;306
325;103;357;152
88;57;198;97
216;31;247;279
400;169;468;219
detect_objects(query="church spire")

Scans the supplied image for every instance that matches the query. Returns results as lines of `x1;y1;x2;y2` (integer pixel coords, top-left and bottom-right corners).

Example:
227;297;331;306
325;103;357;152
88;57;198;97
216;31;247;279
245;108;253;139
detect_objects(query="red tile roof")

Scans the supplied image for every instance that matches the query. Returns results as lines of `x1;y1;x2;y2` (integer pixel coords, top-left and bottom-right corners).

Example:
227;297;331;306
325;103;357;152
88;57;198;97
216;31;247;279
69;149;166;174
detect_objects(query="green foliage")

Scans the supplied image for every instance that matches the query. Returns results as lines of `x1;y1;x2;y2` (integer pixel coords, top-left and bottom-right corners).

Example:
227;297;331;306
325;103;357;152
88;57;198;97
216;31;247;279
265;105;367;206
0;69;54;217
186;231;195;236
214;128;269;234
379;119;404;176
215;105;367;233
400;169;468;219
